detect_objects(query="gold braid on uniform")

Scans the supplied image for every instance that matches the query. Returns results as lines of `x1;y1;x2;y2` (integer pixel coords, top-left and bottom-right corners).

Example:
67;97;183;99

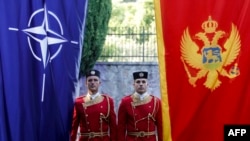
99;95;110;138
82;95;103;107
81;95;110;139
130;94;157;138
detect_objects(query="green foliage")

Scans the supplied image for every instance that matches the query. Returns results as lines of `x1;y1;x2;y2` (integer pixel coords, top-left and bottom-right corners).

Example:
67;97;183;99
98;44;122;62
109;0;155;28
140;1;155;28
80;0;112;76
108;0;155;45
138;1;155;44
99;26;157;62
109;5;125;27
108;2;139;28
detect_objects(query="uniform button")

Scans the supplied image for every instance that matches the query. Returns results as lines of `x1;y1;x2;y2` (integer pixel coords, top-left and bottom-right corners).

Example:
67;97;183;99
100;106;103;108
88;129;90;131
87;122;89;124
86;114;88;117
149;106;151;108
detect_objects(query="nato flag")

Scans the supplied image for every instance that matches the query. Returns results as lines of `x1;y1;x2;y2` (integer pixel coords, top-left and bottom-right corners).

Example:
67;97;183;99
0;0;88;141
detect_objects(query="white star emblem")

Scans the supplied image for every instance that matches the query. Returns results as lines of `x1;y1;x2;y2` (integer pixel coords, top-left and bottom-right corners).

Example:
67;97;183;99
22;4;67;68
8;4;80;102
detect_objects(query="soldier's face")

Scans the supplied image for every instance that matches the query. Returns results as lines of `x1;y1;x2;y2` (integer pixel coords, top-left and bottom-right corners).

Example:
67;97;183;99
134;78;148;94
86;76;101;93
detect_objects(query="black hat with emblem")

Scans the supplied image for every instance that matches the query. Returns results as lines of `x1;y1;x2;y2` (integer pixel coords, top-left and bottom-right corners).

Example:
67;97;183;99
133;71;148;80
86;69;100;78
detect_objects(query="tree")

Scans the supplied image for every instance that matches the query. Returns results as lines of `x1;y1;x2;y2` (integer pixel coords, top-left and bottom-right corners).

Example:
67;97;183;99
80;0;112;76
140;1;155;28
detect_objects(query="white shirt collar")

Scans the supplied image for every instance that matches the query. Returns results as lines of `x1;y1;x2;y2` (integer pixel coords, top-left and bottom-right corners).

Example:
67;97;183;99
87;92;100;100
135;92;149;100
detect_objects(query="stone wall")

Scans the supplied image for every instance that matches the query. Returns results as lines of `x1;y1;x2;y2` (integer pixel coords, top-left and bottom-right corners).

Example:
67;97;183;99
76;62;160;111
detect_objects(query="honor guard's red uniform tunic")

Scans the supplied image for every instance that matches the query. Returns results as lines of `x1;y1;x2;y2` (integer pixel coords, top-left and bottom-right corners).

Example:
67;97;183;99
118;94;163;141
71;94;117;141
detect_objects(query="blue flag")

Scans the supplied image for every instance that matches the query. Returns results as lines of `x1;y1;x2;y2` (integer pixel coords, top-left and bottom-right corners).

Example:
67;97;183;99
0;0;88;141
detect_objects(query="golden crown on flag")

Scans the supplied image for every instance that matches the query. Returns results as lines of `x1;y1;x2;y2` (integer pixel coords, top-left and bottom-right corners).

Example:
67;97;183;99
202;16;218;33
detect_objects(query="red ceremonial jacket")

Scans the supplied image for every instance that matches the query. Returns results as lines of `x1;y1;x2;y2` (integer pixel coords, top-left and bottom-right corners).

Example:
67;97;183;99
71;94;117;141
117;94;163;141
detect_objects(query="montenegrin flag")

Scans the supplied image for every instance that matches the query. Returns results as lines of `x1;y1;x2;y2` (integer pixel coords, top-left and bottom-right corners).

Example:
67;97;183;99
0;0;88;141
154;0;250;141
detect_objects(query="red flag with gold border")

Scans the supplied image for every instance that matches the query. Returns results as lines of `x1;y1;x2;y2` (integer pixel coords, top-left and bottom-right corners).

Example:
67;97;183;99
154;0;250;141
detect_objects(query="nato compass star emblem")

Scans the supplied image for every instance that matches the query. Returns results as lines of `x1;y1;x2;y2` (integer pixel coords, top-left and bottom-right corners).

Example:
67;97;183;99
8;4;79;102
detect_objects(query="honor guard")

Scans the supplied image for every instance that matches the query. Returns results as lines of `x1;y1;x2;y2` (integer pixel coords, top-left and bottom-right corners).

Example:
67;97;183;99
71;69;117;141
117;71;163;141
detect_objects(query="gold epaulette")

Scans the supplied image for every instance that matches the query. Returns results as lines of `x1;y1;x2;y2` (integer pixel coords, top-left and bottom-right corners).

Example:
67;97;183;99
82;95;104;108
131;94;152;107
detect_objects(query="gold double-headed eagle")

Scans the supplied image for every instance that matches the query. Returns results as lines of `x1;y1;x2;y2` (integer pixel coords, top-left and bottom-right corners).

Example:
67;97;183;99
181;16;241;90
